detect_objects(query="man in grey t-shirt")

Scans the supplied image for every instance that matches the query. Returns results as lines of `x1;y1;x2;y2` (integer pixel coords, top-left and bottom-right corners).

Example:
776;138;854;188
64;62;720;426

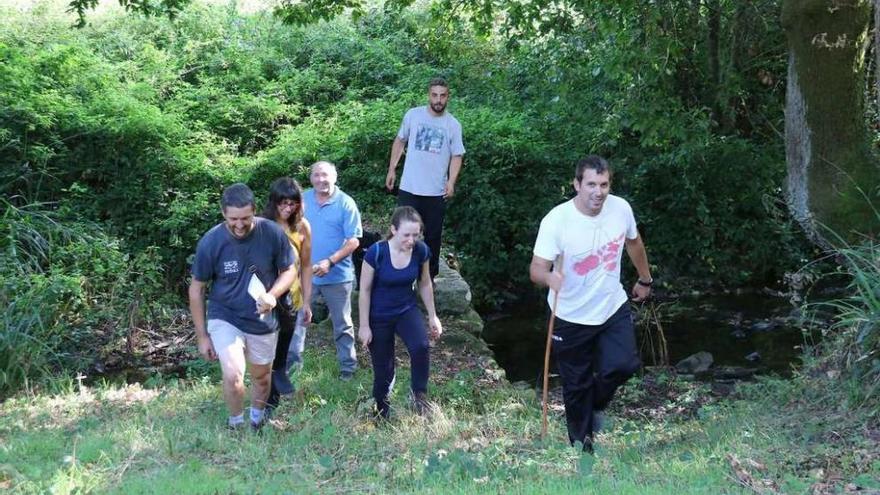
386;77;465;279
189;183;296;431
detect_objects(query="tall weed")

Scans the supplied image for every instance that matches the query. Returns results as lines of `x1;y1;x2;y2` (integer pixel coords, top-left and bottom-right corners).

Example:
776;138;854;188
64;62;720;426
0;200;167;397
821;240;880;405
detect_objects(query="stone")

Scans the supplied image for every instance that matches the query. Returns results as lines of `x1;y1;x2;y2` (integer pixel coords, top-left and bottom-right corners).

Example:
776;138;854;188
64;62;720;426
750;320;777;332
713;366;758;380
711;381;735;397
675;351;714;374
455;308;484;337
433;258;472;315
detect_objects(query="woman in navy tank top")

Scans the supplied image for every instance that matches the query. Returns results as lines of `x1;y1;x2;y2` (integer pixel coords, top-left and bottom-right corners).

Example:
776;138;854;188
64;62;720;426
358;206;443;418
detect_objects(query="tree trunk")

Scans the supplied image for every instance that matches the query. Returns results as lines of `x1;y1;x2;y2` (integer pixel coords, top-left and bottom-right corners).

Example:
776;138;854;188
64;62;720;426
782;0;880;246
875;0;880;108
707;0;723;125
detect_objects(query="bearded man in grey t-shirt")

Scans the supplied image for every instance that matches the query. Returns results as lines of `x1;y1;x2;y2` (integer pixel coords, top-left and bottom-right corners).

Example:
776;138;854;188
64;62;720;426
386;77;465;279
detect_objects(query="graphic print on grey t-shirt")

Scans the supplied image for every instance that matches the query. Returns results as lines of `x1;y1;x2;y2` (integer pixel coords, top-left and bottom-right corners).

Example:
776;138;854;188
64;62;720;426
223;260;240;275
414;123;446;154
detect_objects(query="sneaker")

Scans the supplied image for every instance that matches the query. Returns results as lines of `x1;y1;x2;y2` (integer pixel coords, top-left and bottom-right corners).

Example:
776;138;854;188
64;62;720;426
226;421;245;433
272;368;295;396
250;420;265;434
411;392;432;416
339;371;355;382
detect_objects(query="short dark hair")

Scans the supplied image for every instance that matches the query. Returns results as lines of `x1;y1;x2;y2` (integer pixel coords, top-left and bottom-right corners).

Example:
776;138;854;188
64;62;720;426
262;177;304;229
428;77;448;90
575;155;612;182
221;183;255;210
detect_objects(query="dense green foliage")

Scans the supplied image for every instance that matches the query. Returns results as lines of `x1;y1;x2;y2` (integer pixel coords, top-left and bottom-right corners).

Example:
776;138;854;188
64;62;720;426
0;1;814;313
0;200;168;396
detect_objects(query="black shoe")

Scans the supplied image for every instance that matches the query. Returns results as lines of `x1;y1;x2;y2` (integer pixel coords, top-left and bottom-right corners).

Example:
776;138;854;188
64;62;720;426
581;439;594;454
374;399;392;422
411;392;433;416
374;408;391;424
250;419;266;434
592;410;605;433
339;371;355;382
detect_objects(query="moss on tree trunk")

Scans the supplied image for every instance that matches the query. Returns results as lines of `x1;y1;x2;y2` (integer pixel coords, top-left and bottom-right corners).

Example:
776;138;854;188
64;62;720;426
782;0;880;245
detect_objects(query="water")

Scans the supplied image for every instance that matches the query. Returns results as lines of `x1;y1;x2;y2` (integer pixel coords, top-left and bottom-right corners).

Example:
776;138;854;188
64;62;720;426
482;293;815;384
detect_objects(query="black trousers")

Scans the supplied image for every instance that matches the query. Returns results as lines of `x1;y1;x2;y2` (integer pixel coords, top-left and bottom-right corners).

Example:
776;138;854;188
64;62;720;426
267;300;297;409
551;304;641;447
367;306;430;417
397;190;445;279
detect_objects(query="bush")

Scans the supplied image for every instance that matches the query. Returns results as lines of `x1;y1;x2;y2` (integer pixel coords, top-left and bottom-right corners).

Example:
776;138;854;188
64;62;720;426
0;201;167;397
624;138;812;286
0;1;814;317
445;104;559;307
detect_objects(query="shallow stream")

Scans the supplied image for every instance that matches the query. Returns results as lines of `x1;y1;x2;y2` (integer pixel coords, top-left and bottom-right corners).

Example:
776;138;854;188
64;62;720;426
482;293;818;384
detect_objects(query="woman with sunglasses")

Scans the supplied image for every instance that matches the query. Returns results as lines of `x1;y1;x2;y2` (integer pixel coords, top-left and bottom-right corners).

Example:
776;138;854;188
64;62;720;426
262;177;313;411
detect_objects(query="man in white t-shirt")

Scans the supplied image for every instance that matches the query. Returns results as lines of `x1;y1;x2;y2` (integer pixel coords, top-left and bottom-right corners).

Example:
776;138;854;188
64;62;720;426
386;77;465;279
530;155;653;452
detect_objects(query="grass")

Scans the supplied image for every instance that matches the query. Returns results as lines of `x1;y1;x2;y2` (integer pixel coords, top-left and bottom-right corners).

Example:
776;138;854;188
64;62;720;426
817;240;880;405
2;317;878;495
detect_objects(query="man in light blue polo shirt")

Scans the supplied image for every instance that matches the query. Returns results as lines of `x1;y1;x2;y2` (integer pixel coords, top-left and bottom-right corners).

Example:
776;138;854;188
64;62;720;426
303;161;363;380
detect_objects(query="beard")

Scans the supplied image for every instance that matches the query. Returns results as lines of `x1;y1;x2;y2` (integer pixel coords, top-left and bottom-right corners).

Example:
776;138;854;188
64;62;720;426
430;102;446;113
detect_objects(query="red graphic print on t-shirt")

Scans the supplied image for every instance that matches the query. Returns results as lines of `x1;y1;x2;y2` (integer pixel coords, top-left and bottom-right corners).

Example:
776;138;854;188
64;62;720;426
572;234;624;277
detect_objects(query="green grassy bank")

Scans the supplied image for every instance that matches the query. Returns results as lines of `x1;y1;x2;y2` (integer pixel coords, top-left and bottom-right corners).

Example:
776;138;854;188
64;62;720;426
1;317;877;494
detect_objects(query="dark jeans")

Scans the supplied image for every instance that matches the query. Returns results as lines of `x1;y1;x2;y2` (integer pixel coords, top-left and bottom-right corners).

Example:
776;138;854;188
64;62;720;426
367;306;430;417
551;304;641;447
267;301;297;409
397;190;445;279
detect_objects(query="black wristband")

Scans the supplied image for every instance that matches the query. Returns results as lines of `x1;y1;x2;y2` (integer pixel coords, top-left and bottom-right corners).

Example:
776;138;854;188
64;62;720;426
326;258;336;268
637;278;653;287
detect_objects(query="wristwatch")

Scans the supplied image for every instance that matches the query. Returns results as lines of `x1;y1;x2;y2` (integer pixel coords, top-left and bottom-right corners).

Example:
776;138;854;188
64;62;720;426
637;278;653;287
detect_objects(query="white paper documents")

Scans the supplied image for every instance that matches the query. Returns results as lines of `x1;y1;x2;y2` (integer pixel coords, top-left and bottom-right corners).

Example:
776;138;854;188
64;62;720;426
247;274;268;321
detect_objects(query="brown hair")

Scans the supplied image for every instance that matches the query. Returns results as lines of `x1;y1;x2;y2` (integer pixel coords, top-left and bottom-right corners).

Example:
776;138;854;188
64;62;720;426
575;155;612;182
387;206;423;240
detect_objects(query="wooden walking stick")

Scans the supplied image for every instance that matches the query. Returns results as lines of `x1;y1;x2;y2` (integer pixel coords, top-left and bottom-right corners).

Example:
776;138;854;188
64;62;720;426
541;255;563;440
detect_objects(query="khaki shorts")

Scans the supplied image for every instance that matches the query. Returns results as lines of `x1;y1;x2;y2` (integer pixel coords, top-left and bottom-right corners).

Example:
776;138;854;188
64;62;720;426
207;319;278;366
